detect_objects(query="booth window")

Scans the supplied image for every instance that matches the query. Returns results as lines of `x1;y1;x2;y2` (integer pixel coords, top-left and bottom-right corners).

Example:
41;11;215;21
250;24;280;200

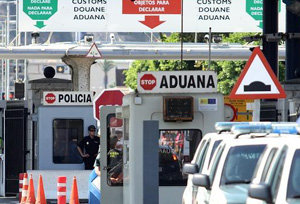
53;119;84;164
107;114;124;186
159;129;202;186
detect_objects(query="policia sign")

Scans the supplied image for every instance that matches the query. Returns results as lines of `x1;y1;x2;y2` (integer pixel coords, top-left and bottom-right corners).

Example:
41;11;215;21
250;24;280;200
137;71;217;93
43;91;94;105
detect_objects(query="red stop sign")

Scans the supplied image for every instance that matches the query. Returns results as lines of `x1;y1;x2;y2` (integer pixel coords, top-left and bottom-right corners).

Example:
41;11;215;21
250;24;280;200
45;93;56;104
140;74;156;90
93;90;124;120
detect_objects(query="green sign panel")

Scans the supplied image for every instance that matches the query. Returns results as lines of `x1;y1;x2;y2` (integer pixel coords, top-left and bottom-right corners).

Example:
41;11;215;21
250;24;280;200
23;0;58;29
246;0;281;28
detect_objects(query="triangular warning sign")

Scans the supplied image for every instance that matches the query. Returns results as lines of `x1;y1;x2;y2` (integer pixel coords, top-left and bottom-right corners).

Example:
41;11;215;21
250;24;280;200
86;43;102;58
229;47;286;99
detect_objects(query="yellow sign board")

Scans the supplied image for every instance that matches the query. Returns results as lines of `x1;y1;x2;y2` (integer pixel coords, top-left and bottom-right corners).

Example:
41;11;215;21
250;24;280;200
224;96;253;122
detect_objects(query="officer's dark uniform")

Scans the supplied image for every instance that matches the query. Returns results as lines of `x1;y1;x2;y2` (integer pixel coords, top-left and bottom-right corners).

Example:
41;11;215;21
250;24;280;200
78;126;100;170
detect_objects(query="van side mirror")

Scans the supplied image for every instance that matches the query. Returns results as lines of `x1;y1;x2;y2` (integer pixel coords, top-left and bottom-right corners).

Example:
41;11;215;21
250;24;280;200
192;173;211;190
248;183;272;203
183;163;199;175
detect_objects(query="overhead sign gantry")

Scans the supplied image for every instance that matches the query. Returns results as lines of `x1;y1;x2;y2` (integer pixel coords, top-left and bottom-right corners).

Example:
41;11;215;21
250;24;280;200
19;0;286;32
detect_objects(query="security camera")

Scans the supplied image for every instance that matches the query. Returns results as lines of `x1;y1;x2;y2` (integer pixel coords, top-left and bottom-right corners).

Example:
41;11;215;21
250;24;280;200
31;32;40;44
110;33;115;40
84;34;94;44
213;35;222;43
204;34;210;40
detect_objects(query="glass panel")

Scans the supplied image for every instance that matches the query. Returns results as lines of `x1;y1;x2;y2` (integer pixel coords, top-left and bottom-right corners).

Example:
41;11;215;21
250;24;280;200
220;145;266;185
261;148;278;182
107;114;124;186
208;140;222;167
287;150;300;201
159;130;202;186
53;119;83;164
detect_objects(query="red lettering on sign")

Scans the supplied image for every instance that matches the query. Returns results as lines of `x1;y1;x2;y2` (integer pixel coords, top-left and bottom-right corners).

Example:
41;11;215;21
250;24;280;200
45;93;56;104
122;0;182;14
140;74;157;90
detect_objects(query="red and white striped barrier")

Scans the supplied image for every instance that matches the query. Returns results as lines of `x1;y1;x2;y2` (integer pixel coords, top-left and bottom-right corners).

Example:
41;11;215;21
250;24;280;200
20;173;28;204
57;176;67;204
19;173;24;203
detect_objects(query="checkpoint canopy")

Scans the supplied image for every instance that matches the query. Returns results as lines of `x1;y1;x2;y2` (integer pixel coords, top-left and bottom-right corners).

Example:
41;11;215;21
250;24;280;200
229;47;286;100
19;0;286;32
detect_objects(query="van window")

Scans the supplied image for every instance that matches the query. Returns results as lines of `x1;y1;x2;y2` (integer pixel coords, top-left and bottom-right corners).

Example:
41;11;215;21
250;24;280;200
220;145;266;185
260;148;278;182
53;119;83;164
287;150;300;201
208;140;222;167
210;144;225;185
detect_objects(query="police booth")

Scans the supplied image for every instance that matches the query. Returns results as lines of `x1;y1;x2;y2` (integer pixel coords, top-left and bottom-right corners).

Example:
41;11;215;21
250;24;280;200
100;71;225;204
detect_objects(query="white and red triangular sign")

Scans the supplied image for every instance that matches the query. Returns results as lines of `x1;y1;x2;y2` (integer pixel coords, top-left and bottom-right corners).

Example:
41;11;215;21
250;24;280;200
86;43;102;58
229;47;286;99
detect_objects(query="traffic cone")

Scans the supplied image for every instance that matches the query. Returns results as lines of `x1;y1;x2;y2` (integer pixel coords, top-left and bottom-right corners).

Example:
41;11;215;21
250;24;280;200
69;176;79;204
20;173;28;204
35;175;47;204
25;174;36;204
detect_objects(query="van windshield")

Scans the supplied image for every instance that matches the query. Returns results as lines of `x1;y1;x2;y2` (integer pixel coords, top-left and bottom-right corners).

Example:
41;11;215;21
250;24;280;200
220;145;266;185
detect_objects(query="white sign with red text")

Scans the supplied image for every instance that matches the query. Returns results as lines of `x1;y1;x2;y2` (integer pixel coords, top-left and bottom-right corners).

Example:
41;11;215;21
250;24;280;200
43;92;94;106
137;71;217;93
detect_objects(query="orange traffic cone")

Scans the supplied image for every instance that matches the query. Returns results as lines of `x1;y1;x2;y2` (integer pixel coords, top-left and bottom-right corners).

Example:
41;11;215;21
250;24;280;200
35;175;47;204
20;173;28;204
25;174;36;204
69;176;79;204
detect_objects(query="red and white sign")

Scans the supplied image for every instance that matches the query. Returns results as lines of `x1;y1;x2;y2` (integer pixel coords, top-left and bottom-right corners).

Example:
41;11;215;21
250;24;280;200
93;89;124;120
122;0;181;29
43;92;94;106
137;71;217;93
86;43;102;58
45;93;56;104
140;74;157;90
229;47;286;99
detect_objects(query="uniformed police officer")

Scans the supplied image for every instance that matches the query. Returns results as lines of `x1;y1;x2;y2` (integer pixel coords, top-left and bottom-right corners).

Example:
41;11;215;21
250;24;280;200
77;125;100;170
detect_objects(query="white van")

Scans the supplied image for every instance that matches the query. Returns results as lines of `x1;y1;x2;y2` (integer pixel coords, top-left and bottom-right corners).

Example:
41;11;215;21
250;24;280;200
247;137;300;204
182;122;246;204
192;123;299;204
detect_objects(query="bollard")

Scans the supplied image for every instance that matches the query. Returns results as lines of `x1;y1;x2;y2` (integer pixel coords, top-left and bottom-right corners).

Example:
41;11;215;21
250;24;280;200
57;176;67;204
19;173;24;203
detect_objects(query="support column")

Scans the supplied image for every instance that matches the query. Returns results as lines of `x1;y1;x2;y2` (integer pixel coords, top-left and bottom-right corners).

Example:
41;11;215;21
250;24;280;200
62;56;95;91
261;0;279;122
263;0;278;76
286;9;300;80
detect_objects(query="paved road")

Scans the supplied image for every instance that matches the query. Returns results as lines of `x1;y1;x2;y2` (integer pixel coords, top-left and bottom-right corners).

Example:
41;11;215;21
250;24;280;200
0;196;18;204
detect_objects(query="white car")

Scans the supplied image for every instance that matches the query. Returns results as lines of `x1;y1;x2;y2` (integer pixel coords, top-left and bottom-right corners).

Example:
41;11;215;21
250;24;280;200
247;137;300;204
182;122;244;204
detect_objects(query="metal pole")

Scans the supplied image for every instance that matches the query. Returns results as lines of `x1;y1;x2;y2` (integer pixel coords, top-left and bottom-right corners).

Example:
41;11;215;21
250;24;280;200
263;0;278;76
15;1;19;82
208;27;211;70
24;32;27;100
1;23;4;97
5;3;10;100
180;0;183;70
